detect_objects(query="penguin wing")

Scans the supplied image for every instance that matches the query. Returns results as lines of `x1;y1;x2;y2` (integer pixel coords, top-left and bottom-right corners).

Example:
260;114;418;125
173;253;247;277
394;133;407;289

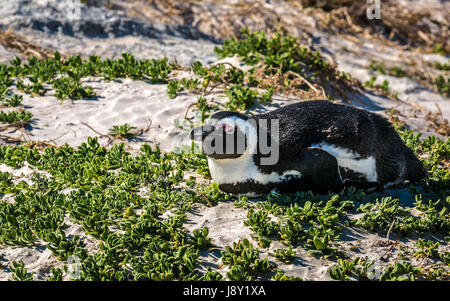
289;147;344;193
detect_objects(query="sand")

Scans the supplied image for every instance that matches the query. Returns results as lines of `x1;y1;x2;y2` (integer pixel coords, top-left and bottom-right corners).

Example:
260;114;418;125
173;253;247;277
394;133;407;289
0;45;16;65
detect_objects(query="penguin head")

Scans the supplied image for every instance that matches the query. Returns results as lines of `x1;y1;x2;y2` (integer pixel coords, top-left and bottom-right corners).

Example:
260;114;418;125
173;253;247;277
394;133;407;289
190;111;254;160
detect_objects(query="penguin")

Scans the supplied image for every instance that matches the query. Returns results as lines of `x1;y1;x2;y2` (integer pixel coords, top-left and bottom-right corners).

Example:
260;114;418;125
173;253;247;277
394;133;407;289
190;100;427;196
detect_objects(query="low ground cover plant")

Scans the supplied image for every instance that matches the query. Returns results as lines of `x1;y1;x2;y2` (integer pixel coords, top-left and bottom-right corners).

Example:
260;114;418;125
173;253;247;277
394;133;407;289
108;123;138;139
0;110;33;125
0;52;176;104
0;30;448;281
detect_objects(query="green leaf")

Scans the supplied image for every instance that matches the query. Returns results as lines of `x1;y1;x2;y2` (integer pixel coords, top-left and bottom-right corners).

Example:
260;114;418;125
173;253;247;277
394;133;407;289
313;236;326;250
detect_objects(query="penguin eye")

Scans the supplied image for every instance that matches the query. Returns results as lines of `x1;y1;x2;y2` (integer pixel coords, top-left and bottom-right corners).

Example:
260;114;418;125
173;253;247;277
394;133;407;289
216;123;235;134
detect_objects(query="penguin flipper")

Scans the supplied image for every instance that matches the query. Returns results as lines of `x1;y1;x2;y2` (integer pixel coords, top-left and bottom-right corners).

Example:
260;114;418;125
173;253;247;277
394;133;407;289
291;148;344;193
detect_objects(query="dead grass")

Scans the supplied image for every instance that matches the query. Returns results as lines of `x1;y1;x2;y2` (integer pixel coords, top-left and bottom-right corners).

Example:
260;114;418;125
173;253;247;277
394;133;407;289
0;29;55;60
387;104;450;138
425;104;450;137
301;0;449;55
100;0;449;55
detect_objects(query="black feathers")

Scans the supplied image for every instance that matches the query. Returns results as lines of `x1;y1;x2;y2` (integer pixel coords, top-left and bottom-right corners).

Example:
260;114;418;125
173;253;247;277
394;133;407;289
254;101;426;185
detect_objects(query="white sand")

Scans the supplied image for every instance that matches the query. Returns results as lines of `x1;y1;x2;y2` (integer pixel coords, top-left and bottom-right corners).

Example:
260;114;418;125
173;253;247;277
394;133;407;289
0;54;448;281
16;78;197;152
0;44;18;65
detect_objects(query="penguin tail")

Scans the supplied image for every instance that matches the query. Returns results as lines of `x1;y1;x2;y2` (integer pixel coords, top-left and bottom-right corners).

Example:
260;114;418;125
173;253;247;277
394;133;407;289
405;151;428;184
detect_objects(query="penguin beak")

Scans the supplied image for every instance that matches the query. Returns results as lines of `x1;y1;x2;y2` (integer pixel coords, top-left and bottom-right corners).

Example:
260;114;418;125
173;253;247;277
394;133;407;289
190;125;215;141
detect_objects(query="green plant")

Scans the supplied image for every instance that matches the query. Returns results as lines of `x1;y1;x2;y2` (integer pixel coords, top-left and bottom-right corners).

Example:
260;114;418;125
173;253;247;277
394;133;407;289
369;60;406;78
380;262;423;281
364;76;377;88
225;85;258;111
258;193;353;259
108;123;137;139
269;247;296;264
1;53;175;102
181;78;200;91
369;60;386;74
1;94;23;107
245;208;279;247
48;267;63;281
41;230;82;261
413;238;440;259
272;269;302;281
196;96;214;123
434;62;450;71
435;75;449;96
440;251;450;265
167;80;183;99
433;44;446;55
52;76;95;100
234;196;251;209
328;257;360;280
9;261;33;281
213;28;365;102
389;66;406;78
0;110;33;125
215;29;328;74
380;80;390;93
221;239;272;280
260;86;273;103
424;268;448;280
279;219;304;245
191;227;212;250
355;197;415;234
0;136;228;281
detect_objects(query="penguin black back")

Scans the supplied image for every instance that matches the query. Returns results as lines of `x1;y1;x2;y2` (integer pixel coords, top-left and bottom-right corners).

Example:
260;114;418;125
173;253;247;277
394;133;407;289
255;101;426;186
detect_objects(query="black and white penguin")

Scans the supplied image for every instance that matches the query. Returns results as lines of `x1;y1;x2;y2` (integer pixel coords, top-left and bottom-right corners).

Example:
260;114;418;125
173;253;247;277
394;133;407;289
190;100;427;196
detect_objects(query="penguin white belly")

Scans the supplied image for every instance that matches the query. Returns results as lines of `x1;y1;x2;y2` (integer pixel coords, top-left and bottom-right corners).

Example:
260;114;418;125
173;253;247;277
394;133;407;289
310;142;378;182
208;154;302;186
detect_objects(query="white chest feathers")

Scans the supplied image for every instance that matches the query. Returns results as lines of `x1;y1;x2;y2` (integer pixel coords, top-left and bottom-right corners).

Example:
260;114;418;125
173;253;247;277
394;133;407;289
207;142;378;186
310;142;378;182
207;153;302;186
